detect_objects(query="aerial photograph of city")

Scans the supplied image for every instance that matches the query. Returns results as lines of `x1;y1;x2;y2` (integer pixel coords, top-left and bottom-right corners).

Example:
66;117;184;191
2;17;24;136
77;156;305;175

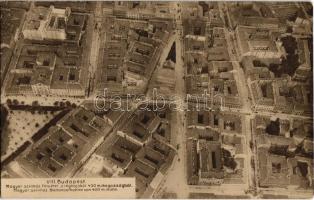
0;1;313;199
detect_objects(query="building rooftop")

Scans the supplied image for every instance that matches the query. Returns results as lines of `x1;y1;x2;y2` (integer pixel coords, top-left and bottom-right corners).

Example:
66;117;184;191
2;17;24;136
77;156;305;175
186;75;209;97
236;26;280;55
9;107;112;178
187;138;199;185
95;15;173;96
228;3;282;28
258;147;289;187
124;159;157;185
187;109;211;128
22;5;87;43
198;139;224;179
0;8;25;46
5;38;89;97
24;6;49;30
152;122;171;143
183;19;206;36
136;147;165;169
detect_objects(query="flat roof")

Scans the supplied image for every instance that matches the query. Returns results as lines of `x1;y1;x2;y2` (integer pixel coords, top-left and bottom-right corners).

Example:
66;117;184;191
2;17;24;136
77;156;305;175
198;139;223;174
125;160;157;184
136;147;165;169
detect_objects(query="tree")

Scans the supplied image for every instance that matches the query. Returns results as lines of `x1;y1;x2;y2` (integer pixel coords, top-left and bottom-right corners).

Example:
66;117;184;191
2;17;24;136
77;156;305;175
54;101;59;106
12;99;19;105
35;123;39;128
266;119;280;136
6;99;12;105
32;101;39;107
65;101;71;107
222;148;237;170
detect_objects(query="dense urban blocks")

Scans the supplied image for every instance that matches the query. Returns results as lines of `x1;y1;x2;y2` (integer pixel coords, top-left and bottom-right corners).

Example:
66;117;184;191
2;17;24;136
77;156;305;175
181;1;312;199
0;1;312;199
88;106;176;198
94;9;175;96
0;3;27;85
3;4;91;100
253;115;313;189
4;107;112;177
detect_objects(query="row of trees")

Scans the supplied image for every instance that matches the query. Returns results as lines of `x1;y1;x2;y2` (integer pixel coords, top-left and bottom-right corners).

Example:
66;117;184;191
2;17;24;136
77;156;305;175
6;99;77;107
1;105;9;156
6;99;77;113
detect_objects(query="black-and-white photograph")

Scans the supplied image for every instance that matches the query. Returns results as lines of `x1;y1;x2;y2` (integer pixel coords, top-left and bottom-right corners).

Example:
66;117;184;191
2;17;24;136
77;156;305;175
0;1;313;199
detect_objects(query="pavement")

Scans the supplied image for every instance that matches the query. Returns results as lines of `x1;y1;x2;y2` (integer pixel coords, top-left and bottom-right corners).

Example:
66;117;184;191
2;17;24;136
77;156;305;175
216;3;312;197
146;31;177;98
157;2;256;197
153;3;190;198
87;1;102;97
2;2;311;198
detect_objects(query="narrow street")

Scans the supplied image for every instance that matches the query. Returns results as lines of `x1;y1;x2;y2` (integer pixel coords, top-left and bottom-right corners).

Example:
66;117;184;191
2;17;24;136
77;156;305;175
88;4;101;75
87;1;102;97
234;61;257;193
233;62;251;113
